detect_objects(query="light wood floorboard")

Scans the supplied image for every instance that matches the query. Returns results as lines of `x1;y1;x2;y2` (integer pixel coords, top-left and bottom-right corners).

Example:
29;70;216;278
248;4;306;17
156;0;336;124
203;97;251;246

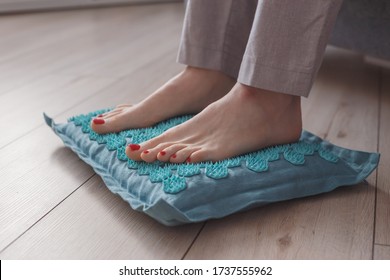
374;245;390;260
0;176;202;259
375;68;390;246
0;4;182;95
0;128;95;250
0;75;116;148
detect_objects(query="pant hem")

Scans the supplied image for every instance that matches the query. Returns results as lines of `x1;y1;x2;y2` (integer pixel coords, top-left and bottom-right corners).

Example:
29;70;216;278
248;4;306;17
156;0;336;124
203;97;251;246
177;41;242;80
238;57;314;97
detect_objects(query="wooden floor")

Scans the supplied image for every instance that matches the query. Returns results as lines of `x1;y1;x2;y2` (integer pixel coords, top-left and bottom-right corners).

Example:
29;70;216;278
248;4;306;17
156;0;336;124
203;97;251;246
0;3;389;260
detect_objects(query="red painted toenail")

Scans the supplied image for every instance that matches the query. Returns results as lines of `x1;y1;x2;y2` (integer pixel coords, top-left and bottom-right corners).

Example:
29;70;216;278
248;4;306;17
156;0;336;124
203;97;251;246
98;114;103;117
128;144;140;151
93;118;105;125
159;151;166;156
186;157;191;163
143;150;149;154
171;154;177;159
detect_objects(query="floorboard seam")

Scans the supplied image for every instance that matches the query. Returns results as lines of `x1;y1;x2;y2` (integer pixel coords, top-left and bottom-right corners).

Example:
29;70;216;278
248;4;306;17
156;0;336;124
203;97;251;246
0;173;96;255
374;243;390;247
372;67;383;259
181;222;207;260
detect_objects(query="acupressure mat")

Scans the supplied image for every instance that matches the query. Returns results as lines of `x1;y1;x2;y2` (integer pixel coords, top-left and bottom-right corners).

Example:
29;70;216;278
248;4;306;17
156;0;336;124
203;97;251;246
44;110;379;225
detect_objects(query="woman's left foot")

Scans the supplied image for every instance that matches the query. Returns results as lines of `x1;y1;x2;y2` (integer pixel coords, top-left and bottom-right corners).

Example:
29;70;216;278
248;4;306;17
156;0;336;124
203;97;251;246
127;83;303;163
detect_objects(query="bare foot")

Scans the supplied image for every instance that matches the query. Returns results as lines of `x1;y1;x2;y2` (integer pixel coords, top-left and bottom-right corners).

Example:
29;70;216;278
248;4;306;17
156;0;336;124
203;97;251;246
127;83;302;163
91;66;235;134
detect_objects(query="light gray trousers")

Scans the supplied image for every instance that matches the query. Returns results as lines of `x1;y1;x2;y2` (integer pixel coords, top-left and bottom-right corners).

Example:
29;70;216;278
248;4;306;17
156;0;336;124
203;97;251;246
177;0;343;97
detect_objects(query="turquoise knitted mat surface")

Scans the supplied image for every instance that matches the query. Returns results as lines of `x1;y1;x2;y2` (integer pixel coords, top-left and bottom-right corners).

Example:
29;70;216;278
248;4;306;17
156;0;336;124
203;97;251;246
44;110;379;225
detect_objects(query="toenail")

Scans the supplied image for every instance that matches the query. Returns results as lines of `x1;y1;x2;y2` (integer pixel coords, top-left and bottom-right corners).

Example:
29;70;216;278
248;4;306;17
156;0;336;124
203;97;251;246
128;144;140;151
159;151;166;156
171;154;177;159
186;157;191;163
143;150;149;154
98;114;103;117
93;118;105;125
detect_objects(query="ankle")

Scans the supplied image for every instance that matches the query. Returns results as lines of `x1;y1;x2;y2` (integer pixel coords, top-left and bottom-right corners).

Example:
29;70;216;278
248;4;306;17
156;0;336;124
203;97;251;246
184;66;235;84
237;83;301;110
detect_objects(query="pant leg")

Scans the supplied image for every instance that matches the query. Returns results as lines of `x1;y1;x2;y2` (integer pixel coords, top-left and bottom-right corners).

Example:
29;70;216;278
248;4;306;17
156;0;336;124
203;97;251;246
238;0;343;97
177;0;258;79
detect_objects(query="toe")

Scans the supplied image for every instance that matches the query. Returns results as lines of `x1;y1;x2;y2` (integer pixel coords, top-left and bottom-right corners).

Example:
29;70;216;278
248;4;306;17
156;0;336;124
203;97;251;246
91;105;135;134
187;149;211;163
103;109;124;118
126;143;143;161
116;104;132;108
125;143;147;161
99;105;128;118
91;117;118;134
126;135;171;162
169;147;199;163
139;149;154;162
158;144;188;163
91;113;129;134
142;143;175;162
107;103;132;114
90;117;109;134
135;132;172;155
139;143;173;163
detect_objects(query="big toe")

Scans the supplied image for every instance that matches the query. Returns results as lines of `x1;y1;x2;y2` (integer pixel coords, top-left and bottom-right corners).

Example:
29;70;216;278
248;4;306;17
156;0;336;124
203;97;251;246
90;117;113;134
91;114;126;134
91;105;134;134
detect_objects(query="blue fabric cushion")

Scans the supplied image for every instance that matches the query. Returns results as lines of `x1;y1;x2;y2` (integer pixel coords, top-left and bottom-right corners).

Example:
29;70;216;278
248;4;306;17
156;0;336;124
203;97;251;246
44;110;379;226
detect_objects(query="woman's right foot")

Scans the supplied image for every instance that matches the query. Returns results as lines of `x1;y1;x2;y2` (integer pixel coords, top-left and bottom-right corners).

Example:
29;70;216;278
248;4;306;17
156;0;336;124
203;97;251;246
91;66;236;134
